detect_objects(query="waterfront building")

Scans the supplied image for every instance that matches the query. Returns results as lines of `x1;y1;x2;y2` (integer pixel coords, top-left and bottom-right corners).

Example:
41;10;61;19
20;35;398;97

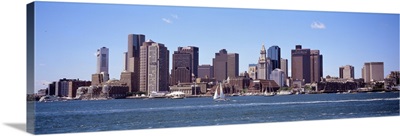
248;64;257;80
387;71;400;85
139;40;169;94
291;45;323;84
119;71;136;93
310;50;323;83
270;68;285;87
68;80;91;98
257;44;272;80
227;75;251;94
96;47;109;74
91;72;109;86
171;46;199;85
339;65;355;79
362;62;384;83
198;64;213;78
47;82;56;96
55;78;75;97
280;58;288;83
227;53;239;79
212;49;239;82
268;45;281;71
247;80;280;93
169;83;201;95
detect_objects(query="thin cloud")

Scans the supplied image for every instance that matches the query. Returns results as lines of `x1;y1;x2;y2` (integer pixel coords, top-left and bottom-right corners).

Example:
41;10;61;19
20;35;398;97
171;14;178;19
311;21;326;29
162;18;172;24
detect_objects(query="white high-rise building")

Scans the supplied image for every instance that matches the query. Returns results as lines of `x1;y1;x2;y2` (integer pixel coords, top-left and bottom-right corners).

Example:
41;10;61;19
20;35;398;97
271;68;285;87
96;47;109;74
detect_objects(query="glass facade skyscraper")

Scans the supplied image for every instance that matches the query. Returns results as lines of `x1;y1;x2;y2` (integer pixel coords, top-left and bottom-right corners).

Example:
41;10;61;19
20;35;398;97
267;45;281;71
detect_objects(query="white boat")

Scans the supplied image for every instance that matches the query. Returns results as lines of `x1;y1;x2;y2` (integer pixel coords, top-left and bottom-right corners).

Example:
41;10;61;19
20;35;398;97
264;92;275;97
213;83;228;101
276;91;293;95
169;91;185;99
38;95;60;102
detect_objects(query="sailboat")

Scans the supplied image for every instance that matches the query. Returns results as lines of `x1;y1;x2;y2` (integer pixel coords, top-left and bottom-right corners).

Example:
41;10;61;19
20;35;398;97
213;83;228;101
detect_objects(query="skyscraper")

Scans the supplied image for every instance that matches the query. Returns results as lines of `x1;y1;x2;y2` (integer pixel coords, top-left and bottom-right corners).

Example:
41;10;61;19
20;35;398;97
96;47;109;74
227;53;239;78
291;45;323;84
212;49;239;82
171;49;192;85
176;46;199;77
291;45;311;83
127;34;145;73
125;34;145;92
170;46;199;85
310;50;323;83
198;64;213;78
339;65;354;79
139;40;169;94
362;62;384;83
257;44;272;80
268;45;281;70
280;58;288;77
93;47;110;85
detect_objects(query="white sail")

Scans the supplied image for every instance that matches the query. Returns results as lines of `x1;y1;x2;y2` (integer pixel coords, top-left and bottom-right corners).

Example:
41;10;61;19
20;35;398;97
219;83;225;99
213;85;219;99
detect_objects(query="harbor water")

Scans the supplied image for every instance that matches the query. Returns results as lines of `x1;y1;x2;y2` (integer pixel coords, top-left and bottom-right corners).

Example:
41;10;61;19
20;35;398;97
33;92;399;134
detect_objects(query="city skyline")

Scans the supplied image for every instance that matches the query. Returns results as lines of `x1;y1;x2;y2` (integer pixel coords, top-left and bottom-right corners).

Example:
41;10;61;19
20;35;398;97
34;2;399;92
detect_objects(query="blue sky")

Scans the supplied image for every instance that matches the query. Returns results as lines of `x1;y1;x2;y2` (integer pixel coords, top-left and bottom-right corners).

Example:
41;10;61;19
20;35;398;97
34;2;399;91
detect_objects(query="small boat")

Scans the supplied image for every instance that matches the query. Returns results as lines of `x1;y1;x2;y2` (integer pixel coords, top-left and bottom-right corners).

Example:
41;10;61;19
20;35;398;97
169;91;185;99
213;83;228;101
38;95;60;102
276;91;293;96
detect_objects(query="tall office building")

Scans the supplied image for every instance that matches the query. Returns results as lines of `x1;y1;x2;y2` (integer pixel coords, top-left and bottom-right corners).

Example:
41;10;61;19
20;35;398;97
139;40;169;94
93;47;109;85
291;45;323;84
268;45;281;71
127;34;145;72
291;45;312;83
96;47;109;74
310;50;323;83
280;58;288;80
248;64;258;80
171;49;192;85
176;46;199;77
362;62;384;83
124;34;145;92
257;44;272;80
198;64;213;78
339;65;355;79
227;53;239;78
212;49;239;82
